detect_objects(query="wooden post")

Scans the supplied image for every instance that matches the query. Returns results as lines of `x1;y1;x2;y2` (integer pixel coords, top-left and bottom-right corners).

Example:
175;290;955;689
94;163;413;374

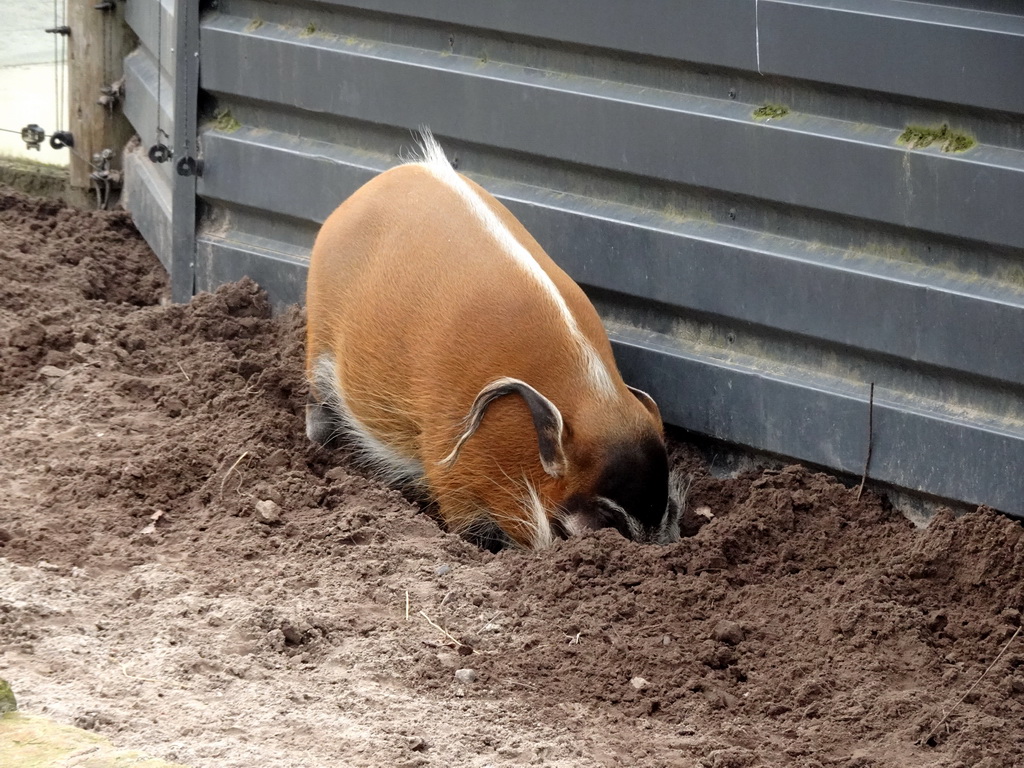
67;0;136;204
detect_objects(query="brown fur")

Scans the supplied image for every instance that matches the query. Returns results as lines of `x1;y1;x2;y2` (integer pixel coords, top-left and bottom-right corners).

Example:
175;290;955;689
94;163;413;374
306;161;665;549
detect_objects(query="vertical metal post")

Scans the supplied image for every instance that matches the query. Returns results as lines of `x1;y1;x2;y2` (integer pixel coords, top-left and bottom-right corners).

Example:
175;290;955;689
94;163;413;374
170;0;199;302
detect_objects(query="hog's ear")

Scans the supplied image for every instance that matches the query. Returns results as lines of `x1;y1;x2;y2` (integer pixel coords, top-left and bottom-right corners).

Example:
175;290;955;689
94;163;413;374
438;377;567;477
628;385;662;424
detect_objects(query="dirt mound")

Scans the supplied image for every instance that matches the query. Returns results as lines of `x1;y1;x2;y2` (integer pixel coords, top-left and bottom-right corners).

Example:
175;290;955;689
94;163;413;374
1;187;1022;767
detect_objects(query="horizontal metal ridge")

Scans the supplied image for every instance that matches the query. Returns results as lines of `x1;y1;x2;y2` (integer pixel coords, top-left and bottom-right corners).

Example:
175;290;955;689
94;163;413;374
762;0;1024;114
125;0;175;70
123;48;174;153
195;233;308;312
198;129;385;220
308;0;1024;114
200;17;1024;249
609;326;1024;516
197;130;1024;386
122;147;173;271
304;0;1024;113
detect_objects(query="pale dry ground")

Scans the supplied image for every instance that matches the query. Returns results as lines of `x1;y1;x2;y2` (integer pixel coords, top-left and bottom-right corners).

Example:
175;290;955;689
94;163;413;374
1;553;684;768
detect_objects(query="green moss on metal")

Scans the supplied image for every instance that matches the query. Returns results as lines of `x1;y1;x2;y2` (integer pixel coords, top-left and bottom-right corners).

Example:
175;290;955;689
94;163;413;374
245;17;263;31
753;104;789;120
213;110;241;133
1005;265;1024;291
898;124;975;153
301;22;317;37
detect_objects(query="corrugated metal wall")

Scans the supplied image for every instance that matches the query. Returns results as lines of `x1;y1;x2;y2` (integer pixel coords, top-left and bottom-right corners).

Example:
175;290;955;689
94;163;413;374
123;0;1024;518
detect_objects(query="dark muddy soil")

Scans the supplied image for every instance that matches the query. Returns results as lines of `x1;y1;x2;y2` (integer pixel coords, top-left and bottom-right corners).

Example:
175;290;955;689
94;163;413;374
1;187;1022;768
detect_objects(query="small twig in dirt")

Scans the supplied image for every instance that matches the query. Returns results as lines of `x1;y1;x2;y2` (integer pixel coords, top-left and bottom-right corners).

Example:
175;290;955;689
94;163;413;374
856;382;875;501
177;362;191;382
476;611;502;633
140;509;165;536
120;663;188;690
219;451;250;498
405;591;410;621
419;610;470;651
918;625;1021;747
565;632;582;645
242;370;265;395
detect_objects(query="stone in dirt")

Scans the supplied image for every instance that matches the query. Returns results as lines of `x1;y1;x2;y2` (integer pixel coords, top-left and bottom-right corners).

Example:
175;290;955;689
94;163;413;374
711;620;745;646
254;499;281;524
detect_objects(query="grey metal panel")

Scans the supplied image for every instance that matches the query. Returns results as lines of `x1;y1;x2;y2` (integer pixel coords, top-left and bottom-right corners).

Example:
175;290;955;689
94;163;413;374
122;48;174;155
313;0;758;71
200;20;1024;250
122;0;195;301
610;333;1024;515
198;134;1024;388
121;145;172;271
502;193;1024;388
302;0;1024;116
761;1;1024;115
278;0;1024;114
197;130;383;224
196;236;308;312
121;1;176;277
191;3;1024;518
124;0;175;72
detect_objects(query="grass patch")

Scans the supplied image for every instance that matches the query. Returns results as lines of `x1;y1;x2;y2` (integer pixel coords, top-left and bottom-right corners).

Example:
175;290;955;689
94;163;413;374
1;711;191;768
0;155;68;199
898;124;975;153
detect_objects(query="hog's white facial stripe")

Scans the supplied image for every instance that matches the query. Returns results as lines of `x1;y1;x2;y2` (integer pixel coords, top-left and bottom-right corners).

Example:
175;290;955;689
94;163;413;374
525;481;556;550
413;131;615;397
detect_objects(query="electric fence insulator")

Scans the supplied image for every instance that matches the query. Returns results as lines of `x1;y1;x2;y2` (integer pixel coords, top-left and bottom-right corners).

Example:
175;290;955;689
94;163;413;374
21;125;46;151
148;144;172;163
175;156;202;177
49;131;74;150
